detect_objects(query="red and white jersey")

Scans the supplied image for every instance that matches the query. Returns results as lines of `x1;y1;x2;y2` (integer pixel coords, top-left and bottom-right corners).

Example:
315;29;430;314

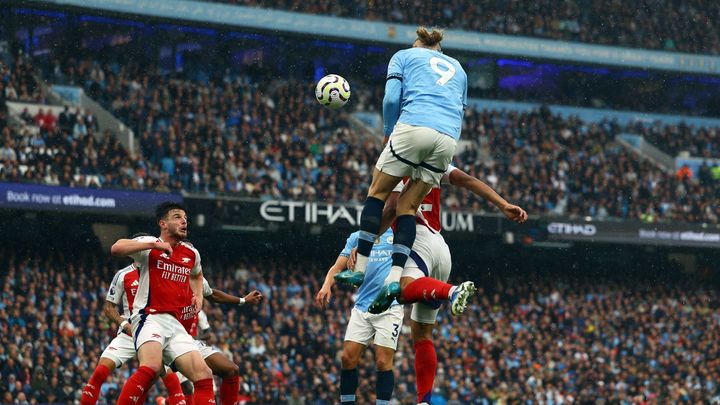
183;278;213;337
394;165;457;233
130;236;202;323
106;264;140;320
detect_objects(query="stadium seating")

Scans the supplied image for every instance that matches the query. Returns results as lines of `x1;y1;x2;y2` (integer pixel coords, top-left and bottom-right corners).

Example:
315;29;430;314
1;55;719;224
211;0;720;55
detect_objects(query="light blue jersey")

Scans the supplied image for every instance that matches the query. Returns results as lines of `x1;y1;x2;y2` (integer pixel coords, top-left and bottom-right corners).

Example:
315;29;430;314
386;47;468;140
340;229;397;312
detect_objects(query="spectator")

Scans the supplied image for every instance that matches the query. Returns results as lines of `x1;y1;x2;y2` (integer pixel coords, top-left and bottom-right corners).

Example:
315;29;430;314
677;164;693;180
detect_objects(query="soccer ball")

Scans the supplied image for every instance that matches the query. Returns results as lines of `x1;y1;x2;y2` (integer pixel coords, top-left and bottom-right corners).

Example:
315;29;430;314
315;74;351;110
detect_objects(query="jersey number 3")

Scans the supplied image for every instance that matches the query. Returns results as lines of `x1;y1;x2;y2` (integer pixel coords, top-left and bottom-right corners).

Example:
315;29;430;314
430;57;456;86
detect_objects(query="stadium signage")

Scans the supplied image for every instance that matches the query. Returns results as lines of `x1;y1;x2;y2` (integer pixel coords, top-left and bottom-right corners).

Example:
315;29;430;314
542;219;720;248
189;198;719;248
259;200;474;231
0;183;182;215
547;222;597;236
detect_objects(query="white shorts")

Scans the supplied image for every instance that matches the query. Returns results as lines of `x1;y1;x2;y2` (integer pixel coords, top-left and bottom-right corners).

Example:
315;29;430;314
376;122;457;186
344;305;404;350
100;333;136;368
132;313;199;365
403;226;452;324
177;341;221;385
195;340;221;360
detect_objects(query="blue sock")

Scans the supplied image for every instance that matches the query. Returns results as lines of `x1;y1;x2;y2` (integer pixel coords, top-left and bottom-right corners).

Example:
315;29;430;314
358;196;384;256
376;369;394;404
340;368;358;404
391;214;416;268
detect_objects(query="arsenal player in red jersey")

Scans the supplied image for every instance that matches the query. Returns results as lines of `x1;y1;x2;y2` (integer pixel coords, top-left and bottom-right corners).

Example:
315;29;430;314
80;250;185;405
111;203;214;405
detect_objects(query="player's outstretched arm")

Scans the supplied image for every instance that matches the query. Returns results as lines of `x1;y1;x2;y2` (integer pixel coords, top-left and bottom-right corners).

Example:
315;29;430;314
315;255;349;309
449;168;528;223
103;301;131;335
207;289;263;306
110;238;172;257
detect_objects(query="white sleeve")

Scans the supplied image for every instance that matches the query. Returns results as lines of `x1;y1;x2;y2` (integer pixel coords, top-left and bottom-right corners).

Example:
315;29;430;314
191;248;202;276
128;236;158;263
198;311;210;331
202;278;213;297
441;164;458;186
105;269;126;305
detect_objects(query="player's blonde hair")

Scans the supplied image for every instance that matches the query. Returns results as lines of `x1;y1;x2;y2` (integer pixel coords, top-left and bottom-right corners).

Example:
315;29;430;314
416;26;444;48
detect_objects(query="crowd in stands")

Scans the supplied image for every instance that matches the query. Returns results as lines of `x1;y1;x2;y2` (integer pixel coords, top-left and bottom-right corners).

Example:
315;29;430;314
1;54;719;224
213;0;720;55
1;249;719;404
626;121;720;159
455;108;720;224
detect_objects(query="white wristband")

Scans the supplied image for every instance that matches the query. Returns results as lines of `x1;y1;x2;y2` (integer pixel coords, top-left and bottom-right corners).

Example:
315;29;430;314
238;297;246;306
120;320;129;329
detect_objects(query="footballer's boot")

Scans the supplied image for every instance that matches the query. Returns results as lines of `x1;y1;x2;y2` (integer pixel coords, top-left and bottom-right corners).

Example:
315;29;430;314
368;282;401;314
450;281;477;316
334;270;365;287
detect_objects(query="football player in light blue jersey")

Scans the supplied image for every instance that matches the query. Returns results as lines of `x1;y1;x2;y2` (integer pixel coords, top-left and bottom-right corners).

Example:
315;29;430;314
352;26;469;301
315;228;400;405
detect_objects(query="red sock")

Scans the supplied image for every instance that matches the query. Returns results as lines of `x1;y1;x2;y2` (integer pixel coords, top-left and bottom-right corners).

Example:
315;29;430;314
184;394;194;405
192;378;215;404
401;277;453;303
219;376;239;405
81;364;112;405
162;373;185;405
414;339;437;404
116;366;157;405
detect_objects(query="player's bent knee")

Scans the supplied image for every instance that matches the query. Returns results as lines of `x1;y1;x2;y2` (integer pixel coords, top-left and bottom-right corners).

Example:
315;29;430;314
411;321;434;342
219;362;239;378
374;350;394;371
400;276;416;289
341;351;360;369
139;360;164;375
98;357;118;371
191;365;213;382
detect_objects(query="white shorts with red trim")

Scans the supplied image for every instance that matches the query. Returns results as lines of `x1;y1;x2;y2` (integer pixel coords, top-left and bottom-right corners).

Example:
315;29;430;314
403;225;452;324
100;333;136;368
131;313;199;365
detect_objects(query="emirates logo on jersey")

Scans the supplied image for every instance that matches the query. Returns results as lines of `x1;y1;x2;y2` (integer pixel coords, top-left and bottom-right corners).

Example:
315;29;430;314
156;259;192;283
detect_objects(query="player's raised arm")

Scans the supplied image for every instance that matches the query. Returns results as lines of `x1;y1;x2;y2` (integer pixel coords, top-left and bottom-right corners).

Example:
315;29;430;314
448;167;528;223
110;237;172;258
